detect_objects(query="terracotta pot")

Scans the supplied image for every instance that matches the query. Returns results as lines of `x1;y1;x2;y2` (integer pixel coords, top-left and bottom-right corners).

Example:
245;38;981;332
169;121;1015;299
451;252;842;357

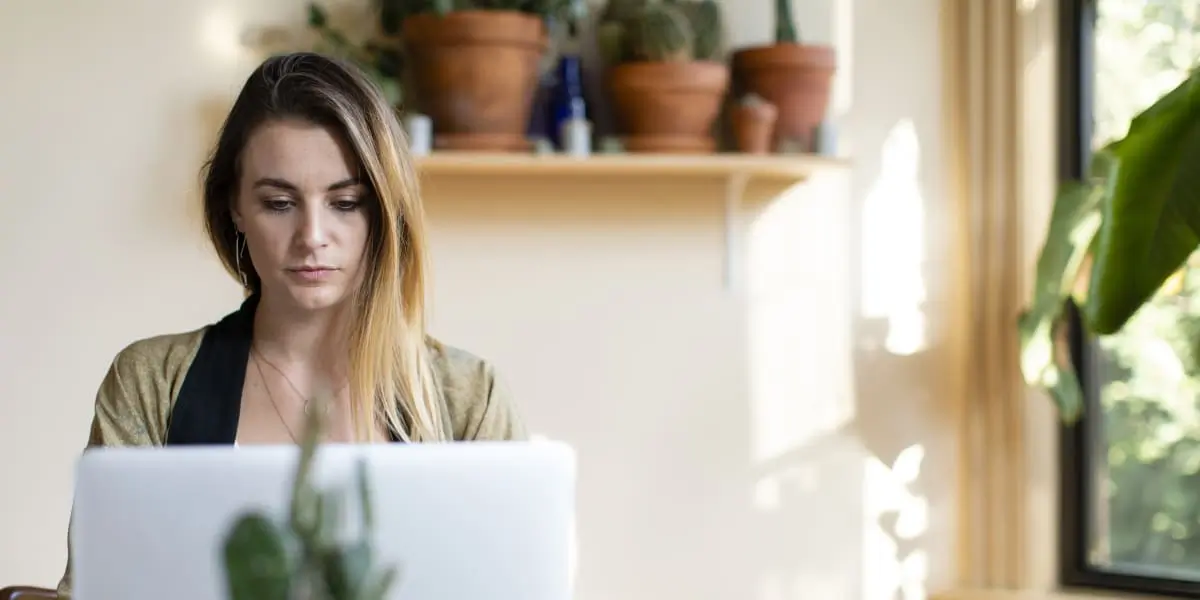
730;99;778;154
403;11;547;151
732;44;835;152
608;61;730;153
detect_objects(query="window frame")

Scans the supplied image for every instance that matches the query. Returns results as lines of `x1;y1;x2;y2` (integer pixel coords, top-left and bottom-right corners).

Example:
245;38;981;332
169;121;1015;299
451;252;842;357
1058;0;1200;596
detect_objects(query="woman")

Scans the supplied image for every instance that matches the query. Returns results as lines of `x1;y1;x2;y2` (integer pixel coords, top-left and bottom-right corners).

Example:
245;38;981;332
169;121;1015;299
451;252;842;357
55;51;525;597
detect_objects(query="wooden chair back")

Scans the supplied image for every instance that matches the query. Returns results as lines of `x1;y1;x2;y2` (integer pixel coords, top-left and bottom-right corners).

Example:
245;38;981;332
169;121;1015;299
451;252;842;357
0;587;58;600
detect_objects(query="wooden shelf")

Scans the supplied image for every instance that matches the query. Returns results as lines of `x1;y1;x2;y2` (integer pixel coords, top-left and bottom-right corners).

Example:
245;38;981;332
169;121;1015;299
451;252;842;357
416;151;848;182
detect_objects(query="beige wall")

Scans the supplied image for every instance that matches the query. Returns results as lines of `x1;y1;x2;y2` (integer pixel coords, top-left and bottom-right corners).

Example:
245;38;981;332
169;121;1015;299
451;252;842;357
0;1;957;598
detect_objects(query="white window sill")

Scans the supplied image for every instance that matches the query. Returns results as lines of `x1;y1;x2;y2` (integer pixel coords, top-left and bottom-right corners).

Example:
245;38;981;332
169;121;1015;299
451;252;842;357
935;589;1163;600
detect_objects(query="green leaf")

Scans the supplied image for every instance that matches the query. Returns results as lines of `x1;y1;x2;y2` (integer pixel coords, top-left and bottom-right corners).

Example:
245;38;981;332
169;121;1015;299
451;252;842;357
316;489;346;547
323;541;373;599
1084;70;1200;334
356;458;374;530
1018;173;1108;421
289;396;324;538
308;3;328;27
359;565;400;600
222;513;293;600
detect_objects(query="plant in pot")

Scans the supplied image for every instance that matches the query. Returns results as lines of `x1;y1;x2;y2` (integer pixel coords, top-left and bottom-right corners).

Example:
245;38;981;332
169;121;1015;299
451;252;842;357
221;393;399;599
382;0;570;152
1019;71;1200;421
307;3;406;110
731;0;835;153
597;0;729;153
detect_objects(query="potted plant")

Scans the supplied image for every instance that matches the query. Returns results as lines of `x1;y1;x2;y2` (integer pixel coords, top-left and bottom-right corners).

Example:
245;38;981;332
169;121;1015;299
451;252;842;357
598;0;729;153
382;0;569;152
1018;71;1200;420
730;0;835;153
222;393;399;599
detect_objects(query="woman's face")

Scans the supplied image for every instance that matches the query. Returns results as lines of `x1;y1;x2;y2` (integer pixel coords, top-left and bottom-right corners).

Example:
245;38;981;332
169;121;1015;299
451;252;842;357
232;119;370;313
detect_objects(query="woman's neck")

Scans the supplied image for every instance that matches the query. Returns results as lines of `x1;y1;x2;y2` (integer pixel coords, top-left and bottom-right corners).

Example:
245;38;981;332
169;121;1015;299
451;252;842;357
251;291;351;380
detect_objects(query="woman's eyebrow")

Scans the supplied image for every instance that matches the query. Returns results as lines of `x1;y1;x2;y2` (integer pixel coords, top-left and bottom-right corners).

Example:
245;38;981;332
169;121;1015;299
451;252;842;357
251;177;361;191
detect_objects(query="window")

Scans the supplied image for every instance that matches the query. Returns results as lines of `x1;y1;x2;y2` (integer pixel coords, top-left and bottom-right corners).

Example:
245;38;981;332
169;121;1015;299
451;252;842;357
1061;0;1200;596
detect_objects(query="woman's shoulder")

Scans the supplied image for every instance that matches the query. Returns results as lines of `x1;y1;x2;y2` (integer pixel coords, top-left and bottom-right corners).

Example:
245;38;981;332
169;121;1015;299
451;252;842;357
426;337;493;379
107;326;210;376
425;337;503;408
425;337;527;440
89;326;212;448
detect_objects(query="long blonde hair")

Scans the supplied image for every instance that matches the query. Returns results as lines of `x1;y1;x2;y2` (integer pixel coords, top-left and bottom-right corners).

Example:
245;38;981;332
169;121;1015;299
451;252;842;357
201;52;446;442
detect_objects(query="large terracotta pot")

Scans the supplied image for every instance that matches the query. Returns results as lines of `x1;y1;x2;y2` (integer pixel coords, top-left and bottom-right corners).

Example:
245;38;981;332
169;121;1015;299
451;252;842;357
403;11;547;151
732;44;836;152
608;61;729;153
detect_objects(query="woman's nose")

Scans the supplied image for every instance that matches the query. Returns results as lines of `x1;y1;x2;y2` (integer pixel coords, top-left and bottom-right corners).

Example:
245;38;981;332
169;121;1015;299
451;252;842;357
298;205;329;248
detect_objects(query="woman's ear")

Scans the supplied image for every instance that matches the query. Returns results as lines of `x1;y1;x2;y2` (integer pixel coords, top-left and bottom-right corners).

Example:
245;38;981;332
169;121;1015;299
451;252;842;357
230;198;243;232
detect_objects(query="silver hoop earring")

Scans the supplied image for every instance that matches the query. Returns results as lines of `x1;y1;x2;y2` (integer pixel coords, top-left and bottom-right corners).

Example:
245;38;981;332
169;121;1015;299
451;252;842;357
234;232;248;288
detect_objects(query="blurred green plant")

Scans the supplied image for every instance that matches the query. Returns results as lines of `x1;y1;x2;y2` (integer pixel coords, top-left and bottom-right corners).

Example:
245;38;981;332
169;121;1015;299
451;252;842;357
1019;67;1200;422
773;0;798;44
307;3;405;108
596;0;725;64
376;0;574;32
221;395;398;600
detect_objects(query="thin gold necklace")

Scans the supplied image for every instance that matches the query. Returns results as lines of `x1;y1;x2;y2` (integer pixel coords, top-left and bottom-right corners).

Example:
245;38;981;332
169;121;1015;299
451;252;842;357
250;349;299;443
251;343;343;416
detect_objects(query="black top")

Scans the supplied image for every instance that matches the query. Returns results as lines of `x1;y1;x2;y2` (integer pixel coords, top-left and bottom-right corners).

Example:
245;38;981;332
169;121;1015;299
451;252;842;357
164;294;401;444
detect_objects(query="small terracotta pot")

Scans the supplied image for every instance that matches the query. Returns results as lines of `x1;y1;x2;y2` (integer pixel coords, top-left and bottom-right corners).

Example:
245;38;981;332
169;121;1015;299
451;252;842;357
732;44;836;152
608;61;730;153
731;99;778;154
403;11;547;151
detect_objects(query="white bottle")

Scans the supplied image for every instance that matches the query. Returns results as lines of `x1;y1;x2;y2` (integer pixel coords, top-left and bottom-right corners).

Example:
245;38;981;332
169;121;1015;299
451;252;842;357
560;117;592;157
404;113;433;156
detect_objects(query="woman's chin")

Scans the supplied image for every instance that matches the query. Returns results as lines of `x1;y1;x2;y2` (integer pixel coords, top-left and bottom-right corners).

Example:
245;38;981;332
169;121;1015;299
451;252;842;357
282;285;349;312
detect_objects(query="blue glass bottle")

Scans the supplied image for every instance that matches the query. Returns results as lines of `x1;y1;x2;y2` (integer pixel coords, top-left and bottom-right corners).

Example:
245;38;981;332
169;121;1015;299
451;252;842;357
548;18;587;150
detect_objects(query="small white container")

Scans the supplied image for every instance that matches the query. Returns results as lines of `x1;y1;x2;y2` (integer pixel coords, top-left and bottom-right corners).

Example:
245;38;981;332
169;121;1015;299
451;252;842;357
560;118;592;157
404;113;433;156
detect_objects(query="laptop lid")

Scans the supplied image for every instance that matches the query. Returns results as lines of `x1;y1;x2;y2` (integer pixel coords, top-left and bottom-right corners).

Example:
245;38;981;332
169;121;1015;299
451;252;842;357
70;441;575;600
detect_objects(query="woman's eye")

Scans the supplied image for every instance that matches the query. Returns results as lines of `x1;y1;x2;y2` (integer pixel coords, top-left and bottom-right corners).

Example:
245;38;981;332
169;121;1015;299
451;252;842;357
263;198;293;212
333;198;361;212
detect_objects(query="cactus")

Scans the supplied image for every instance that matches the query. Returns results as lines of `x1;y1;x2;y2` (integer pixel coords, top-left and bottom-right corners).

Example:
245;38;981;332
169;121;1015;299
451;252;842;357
221;392;400;600
670;0;723;60
599;0;725;64
774;0;799;44
628;3;694;62
601;0;650;22
596;19;628;64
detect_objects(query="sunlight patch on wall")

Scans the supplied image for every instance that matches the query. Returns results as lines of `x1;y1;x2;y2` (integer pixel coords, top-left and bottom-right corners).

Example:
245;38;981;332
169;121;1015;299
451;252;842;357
863;444;929;600
199;5;251;66
1018;0;1042;14
831;0;855;121
860;119;928;356
745;171;855;465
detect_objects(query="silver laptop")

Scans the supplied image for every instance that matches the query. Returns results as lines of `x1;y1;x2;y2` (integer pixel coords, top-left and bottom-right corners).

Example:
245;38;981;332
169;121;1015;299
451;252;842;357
70;441;576;600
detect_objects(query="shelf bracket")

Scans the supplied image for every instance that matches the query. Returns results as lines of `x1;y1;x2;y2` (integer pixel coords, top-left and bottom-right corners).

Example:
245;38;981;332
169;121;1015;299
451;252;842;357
722;172;750;291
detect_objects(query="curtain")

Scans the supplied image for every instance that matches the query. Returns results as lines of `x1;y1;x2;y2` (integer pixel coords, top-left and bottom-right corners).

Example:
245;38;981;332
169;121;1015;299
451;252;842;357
941;0;1062;591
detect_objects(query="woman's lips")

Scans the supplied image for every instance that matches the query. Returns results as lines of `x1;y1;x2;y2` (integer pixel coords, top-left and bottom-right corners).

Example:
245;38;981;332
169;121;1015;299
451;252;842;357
287;266;337;283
